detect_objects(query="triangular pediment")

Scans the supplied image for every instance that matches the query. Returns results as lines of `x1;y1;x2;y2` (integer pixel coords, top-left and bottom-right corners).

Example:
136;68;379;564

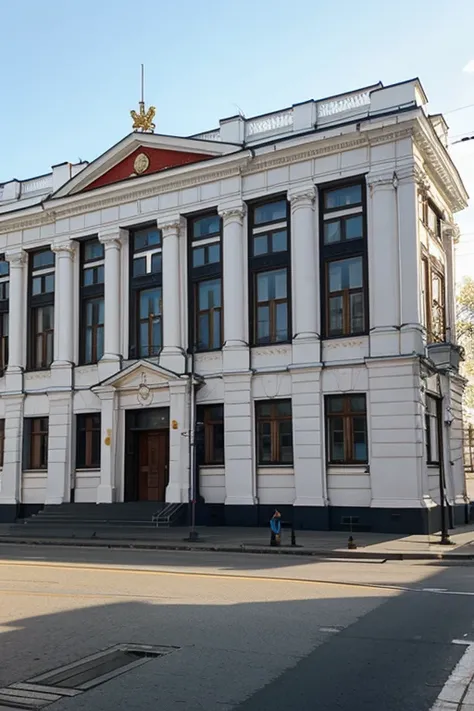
51;133;242;198
94;360;182;391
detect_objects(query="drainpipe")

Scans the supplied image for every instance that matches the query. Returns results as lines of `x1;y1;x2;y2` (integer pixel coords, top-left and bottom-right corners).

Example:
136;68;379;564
187;347;199;541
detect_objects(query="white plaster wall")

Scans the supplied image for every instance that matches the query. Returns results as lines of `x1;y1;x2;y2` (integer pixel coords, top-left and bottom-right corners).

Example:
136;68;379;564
257;469;295;505
199;467;225;504
22;472;47;504
74;471;101;503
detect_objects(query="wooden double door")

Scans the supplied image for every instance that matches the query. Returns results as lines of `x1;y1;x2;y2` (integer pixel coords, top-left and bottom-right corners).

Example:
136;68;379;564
138;430;169;502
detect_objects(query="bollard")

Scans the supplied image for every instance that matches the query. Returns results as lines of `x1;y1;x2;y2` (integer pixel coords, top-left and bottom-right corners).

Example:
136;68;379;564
348;535;357;550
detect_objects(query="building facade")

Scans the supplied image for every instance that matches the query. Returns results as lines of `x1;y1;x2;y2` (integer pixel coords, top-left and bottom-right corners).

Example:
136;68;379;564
0;78;469;532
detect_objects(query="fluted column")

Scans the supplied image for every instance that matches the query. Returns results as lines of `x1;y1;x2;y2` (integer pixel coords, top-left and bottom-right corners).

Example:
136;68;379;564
289;188;319;364
51;240;75;366
219;205;249;372
159;218;185;373
5;249;26;373
99;228;124;378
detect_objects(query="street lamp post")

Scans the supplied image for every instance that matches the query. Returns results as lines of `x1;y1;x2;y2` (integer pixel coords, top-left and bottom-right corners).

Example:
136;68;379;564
435;393;451;545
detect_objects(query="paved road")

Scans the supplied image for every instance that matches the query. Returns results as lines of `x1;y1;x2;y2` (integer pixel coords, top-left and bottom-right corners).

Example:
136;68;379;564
0;545;473;710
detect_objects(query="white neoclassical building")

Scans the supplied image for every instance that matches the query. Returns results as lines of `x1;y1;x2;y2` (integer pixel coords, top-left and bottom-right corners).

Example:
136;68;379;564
0;77;469;532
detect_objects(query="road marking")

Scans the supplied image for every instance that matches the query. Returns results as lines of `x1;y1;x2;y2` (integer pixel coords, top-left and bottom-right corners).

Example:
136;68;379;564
431;642;474;709
319;627;340;633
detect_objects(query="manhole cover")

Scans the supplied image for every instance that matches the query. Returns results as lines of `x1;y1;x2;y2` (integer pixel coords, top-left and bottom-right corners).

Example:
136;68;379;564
0;644;178;709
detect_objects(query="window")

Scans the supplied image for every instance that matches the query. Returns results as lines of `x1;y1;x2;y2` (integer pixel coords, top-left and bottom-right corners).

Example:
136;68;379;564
0;256;9;373
256;399;293;465
188;212;223;351
320;181;367;338
326;394;368;464
129;225;163;358
0;419;4;468
425;395;439;465
23;417;48;470
197;404;224;465
76;414;101;469
421;254;446;343
419;195;442;240
250;198;290;345
80;238;104;364
28;249;55;369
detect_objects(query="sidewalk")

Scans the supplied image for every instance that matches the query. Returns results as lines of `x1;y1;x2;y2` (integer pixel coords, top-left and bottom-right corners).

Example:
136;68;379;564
1;523;474;560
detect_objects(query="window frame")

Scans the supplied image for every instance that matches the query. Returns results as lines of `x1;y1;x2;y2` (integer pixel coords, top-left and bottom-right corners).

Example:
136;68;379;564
79;238;105;365
188;211;223;353
249;195;291;347
28;248;55;370
76;413;101;469
319;178;368;339
23;417;49;471
0;419;4;468
136;286;163;358
421;251;446;344
196;404;224;466
325;394;368;465
255;399;293;466
425;394;440;465
129;223;163;359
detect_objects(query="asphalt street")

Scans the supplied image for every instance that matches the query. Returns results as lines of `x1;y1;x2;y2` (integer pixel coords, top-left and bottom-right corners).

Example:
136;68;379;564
0;544;473;710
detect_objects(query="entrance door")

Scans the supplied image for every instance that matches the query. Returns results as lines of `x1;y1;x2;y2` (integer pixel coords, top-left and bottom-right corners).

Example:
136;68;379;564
138;431;169;501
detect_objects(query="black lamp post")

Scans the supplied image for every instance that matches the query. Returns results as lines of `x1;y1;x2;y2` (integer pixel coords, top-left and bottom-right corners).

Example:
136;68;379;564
435;393;451;545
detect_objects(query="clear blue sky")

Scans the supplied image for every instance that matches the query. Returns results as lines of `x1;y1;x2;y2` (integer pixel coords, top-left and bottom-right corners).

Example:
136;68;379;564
2;0;474;274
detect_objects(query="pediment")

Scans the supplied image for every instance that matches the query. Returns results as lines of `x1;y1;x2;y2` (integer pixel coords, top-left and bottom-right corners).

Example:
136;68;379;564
95;360;181;391
52;133;242;198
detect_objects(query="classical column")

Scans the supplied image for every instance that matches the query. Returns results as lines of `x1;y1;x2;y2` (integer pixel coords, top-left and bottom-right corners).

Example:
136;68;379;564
367;172;400;357
159;218;184;372
289;188;319;364
51;240;75;366
0;395;24;512
5;249;26;373
167;380;187;503
219;205;249;372
99;228;124;377
223;373;255;513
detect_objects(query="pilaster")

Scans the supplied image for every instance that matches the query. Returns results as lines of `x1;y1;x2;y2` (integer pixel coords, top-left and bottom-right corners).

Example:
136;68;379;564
5;249;26;393
98;228;125;380
219;204;250;372
96;389;118;503
51;240;76;388
45;391;73;504
168;380;188;502
158;217;186;374
224;372;255;505
0;394;24;507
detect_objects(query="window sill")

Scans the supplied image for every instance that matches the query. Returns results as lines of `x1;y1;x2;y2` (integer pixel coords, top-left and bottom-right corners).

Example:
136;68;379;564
427;463;440;468
257;465;294;472
22;469;48;475
323;333;368;341
327;464;369;474
200;463;225;469
75;468;101;473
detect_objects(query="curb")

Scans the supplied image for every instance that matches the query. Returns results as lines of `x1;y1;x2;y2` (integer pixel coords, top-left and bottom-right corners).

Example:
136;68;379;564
0;536;473;561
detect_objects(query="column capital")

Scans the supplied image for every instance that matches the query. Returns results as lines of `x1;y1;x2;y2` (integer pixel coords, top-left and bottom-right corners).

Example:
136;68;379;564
51;240;75;258
218;204;246;224
289;186;315;209
5;248;26;266
99;227;126;247
158;216;181;237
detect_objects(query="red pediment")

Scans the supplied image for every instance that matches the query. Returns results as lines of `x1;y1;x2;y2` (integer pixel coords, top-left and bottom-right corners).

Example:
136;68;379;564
83;146;214;192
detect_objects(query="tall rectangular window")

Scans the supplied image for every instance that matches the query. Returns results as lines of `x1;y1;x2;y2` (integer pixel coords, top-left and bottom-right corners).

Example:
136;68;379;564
188;213;222;351
196;404;224;465
421;252;446;343
0;419;4;468
0;256;9;373
80;238;104;364
249;198;290;345
129;225;162;358
255;399;293;465
28;249;55;369
425;395;439;464
76;414;101;469
23;417;48;470
320;181;367;338
325;394;368;464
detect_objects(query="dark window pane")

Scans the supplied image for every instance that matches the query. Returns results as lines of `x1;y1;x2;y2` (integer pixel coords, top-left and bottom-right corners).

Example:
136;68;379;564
329;257;363;291
140;288;161;318
151;253;162;273
257;305;270;342
83;268;94;286
327;397;344;413
274;270;287;299
272;230;287;252
324;220;341;244
192;215;221;239
352;417;367;461
329;416;345;461
193;248;205;267
329;295;343;335
32;250;54;270
350;396;366;413
345;215;363;240
275;302;288;341
254;235;268;256
32;277;42;295
198;279;221;309
97;265;105;284
96;325;104;360
324;185;362;210
134;227;160;251
0;260;9;277
212;309;221;348
84;240;104;261
257;403;272;417
350;292;364;333
207;244;220;264
276;400;292;417
0;282;8;300
213;423;224;463
139;323;149;353
133;257;147;277
257;272;270;302
254;200;287;225
44;274;55;293
198;313;209;349
279;420;293;463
